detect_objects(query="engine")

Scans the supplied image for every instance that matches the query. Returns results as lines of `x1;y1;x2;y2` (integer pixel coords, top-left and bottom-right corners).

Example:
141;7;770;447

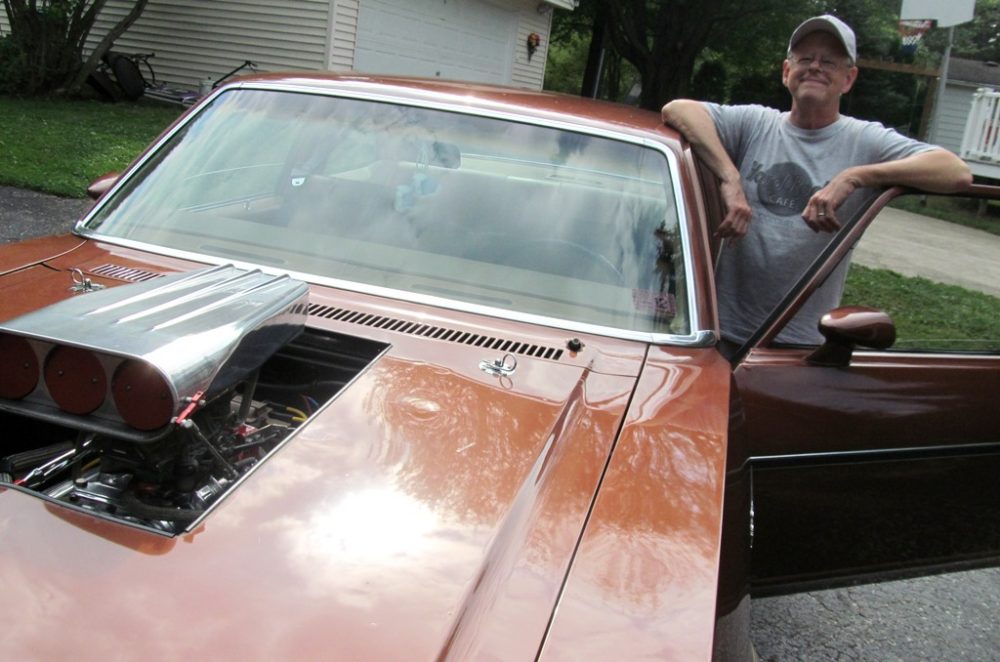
0;265;385;534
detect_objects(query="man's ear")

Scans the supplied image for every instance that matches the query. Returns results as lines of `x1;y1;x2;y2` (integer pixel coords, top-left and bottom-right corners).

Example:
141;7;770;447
781;58;792;89
841;65;859;94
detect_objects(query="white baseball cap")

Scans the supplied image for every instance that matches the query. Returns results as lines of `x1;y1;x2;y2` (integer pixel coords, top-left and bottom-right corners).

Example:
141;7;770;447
789;15;857;62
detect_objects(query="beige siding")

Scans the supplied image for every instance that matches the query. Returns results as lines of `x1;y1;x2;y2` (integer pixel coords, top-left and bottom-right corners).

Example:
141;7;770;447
90;0;330;89
328;0;359;70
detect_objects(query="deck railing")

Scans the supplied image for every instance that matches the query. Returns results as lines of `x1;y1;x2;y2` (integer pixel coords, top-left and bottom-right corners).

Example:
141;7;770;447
960;87;1000;164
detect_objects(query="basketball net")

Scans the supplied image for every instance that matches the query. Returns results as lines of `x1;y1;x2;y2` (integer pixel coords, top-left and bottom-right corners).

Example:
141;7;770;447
899;19;934;55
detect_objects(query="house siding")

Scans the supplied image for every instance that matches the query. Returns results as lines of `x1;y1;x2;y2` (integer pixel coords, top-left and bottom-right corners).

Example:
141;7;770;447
934;82;979;153
328;0;360;71
4;0;559;92
510;0;553;89
90;0;330;90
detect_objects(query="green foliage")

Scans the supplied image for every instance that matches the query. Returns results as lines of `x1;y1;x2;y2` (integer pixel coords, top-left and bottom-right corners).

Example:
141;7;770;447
0;7;81;95
0;97;181;197
544;32;590;95
923;0;1000;61
2;0;149;97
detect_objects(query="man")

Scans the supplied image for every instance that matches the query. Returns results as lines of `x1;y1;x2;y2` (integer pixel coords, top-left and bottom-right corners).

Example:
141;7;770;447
662;14;971;349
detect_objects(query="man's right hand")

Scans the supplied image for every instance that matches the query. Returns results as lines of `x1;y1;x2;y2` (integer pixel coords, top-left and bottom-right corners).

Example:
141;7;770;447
716;178;752;238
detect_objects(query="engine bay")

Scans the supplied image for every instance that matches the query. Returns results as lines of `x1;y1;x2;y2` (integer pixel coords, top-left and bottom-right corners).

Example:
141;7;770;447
1;326;387;535
0;266;387;535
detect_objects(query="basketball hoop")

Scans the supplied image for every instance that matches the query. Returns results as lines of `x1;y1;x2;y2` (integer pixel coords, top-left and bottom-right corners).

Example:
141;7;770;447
899;19;934;55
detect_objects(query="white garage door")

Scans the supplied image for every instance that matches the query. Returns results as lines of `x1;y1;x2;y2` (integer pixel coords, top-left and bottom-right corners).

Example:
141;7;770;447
355;0;516;84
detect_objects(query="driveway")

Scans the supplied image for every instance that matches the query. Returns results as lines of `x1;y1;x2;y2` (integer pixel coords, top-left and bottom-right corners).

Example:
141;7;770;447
854;205;1000;297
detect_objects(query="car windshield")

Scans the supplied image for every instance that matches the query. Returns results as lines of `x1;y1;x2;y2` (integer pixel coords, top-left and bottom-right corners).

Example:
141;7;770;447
84;88;690;337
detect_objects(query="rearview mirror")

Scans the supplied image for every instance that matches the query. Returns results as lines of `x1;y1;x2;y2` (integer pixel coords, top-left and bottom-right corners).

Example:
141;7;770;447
806;306;896;367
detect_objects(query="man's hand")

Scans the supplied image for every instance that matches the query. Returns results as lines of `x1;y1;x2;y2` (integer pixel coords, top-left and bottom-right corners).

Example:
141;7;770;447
717;178;753;238
801;170;861;233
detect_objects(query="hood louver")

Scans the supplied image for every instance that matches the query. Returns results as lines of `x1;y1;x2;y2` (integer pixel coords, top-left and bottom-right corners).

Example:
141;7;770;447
308;303;564;361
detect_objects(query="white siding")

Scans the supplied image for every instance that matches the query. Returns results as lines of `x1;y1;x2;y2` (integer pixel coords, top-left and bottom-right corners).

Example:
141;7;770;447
90;0;330;90
933;83;978;152
510;0;553;90
354;0;515;83
328;0;359;70
4;0;561;92
334;0;554;90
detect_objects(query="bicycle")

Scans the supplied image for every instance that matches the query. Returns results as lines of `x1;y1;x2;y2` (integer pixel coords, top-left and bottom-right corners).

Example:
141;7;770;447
89;51;258;106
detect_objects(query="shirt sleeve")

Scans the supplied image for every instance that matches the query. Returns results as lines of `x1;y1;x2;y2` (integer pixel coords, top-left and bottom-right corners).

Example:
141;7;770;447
859;120;938;163
703;103;778;168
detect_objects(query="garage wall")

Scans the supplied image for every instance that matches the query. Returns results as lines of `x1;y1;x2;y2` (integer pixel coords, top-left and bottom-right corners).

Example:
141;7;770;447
340;0;552;89
90;0;330;90
510;0;553;90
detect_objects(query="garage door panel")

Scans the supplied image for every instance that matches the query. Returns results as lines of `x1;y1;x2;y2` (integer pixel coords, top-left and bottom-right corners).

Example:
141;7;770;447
356;0;515;84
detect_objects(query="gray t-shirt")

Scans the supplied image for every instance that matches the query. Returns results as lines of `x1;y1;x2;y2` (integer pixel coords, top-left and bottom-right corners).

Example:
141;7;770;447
704;103;933;345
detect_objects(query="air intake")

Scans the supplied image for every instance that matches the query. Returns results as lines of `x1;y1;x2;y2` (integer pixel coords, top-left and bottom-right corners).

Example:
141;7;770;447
308;303;564;361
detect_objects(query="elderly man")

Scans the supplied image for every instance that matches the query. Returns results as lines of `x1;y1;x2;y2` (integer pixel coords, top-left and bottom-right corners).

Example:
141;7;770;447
662;14;971;350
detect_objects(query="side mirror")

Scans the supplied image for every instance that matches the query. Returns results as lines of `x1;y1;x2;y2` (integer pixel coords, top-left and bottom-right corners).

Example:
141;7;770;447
86;172;120;200
806;306;896;367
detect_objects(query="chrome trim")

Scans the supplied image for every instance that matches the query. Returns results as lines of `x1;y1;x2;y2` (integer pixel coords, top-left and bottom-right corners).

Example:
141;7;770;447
751;440;1000;465
75;81;713;347
0;265;308;441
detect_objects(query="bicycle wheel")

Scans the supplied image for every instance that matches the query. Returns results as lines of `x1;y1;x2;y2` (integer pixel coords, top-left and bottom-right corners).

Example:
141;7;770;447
108;53;146;101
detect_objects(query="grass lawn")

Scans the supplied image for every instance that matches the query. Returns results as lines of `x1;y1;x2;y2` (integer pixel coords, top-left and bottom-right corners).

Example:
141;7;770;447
843;264;1000;352
0;97;182;198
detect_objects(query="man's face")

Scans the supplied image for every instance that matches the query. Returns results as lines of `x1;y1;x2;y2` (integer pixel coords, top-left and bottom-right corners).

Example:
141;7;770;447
782;31;858;110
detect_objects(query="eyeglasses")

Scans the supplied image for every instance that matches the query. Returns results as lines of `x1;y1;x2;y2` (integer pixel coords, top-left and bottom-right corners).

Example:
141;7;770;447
788;54;850;72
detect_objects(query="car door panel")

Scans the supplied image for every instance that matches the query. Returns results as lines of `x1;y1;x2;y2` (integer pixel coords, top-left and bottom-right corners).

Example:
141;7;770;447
736;186;1000;591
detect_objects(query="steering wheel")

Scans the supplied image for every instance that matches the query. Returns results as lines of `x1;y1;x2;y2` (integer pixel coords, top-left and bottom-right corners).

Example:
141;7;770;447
501;238;625;285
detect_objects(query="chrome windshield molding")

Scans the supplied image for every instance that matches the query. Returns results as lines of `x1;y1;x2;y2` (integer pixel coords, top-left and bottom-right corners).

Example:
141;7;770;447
69;233;715;347
75;81;707;344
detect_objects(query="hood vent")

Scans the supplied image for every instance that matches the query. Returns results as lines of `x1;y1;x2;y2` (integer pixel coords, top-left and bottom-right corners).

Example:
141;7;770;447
308;303;564;361
90;263;164;282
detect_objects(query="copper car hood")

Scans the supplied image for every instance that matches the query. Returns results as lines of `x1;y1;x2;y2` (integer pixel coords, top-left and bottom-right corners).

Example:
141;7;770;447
0;251;731;660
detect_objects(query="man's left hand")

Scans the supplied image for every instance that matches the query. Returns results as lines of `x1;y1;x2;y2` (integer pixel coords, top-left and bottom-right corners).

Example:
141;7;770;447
802;171;861;232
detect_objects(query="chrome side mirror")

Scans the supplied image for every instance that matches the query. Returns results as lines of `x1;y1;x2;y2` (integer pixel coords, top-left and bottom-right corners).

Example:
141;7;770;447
806;306;896;367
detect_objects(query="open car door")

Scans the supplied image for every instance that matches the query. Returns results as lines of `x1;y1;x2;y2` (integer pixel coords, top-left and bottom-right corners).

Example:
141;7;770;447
732;185;1000;594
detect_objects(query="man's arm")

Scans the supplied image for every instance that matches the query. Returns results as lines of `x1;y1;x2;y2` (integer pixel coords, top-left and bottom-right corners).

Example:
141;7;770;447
661;99;751;238
802;149;973;232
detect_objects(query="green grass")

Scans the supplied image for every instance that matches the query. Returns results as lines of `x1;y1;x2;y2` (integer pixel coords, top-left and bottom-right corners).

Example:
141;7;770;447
843;264;1000;352
890;195;1000;237
0;97;182;198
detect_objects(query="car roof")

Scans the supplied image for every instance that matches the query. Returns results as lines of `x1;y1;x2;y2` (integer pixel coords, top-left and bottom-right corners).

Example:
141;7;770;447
223;72;683;147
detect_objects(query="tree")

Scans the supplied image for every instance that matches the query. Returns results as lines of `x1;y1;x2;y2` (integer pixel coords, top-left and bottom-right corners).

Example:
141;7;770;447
566;0;790;110
1;0;149;96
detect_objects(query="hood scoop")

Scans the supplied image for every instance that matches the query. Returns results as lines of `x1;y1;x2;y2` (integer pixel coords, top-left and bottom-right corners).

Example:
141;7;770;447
0;265;308;441
308;303;565;361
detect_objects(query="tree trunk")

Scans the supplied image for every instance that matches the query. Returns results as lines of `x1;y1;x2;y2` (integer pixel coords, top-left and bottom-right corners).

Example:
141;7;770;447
65;0;148;96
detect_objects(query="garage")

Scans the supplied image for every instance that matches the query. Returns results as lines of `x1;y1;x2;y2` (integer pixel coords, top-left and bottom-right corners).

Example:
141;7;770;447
354;0;517;84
